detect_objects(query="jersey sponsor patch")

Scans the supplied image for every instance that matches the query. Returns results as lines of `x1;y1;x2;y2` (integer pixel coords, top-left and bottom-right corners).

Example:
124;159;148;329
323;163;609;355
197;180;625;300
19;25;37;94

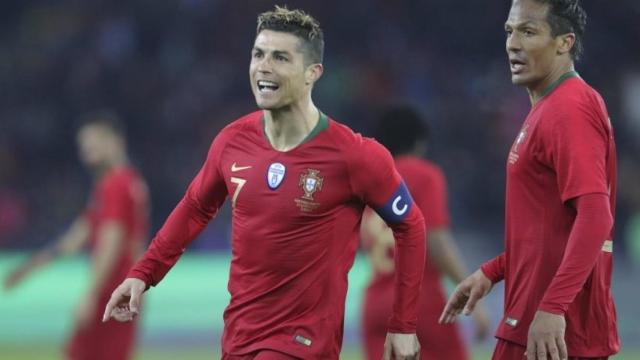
267;162;286;190
375;181;413;224
505;317;518;327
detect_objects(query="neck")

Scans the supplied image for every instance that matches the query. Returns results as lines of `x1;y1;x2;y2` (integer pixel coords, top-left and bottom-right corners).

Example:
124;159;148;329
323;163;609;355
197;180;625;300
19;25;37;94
527;60;575;105
264;96;319;151
95;155;128;177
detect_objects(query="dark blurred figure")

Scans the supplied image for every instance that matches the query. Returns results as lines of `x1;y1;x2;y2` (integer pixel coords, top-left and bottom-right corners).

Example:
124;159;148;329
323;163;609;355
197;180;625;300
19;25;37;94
361;105;490;360
4;111;150;360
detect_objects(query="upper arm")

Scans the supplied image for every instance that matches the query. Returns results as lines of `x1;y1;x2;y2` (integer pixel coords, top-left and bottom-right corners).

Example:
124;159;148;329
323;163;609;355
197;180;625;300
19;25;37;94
543;102;610;203
348;138;416;224
183;133;229;215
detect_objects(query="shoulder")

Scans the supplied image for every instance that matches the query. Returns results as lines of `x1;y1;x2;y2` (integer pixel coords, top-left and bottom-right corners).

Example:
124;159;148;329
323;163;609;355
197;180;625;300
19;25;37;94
216;111;262;142
207;111;262;159
539;78;609;137
546;77;608;122
98;167;132;196
324;118;366;149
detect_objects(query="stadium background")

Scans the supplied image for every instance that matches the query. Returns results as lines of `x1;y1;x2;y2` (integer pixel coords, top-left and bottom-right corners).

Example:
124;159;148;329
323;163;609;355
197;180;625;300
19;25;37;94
1;0;639;359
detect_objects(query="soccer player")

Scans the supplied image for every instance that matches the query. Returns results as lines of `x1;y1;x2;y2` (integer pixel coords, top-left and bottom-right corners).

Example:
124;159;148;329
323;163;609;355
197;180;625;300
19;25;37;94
4;112;150;360
361;106;490;360
102;7;425;360
439;1;619;359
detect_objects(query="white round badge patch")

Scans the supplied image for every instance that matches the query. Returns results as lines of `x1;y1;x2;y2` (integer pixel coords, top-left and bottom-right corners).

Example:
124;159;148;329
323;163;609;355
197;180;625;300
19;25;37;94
267;162;286;190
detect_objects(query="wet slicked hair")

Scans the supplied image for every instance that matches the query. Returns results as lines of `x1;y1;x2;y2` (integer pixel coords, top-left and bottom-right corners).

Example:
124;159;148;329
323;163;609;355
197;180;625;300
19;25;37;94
534;0;587;60
256;6;324;65
374;106;430;157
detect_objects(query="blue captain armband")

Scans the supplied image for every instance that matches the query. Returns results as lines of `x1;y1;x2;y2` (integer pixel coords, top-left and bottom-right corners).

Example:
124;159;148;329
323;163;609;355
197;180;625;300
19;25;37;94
374;181;414;224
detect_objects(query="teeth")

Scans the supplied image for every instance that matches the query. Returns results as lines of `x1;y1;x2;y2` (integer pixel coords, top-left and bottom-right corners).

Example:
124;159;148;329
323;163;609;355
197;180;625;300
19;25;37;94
258;80;278;87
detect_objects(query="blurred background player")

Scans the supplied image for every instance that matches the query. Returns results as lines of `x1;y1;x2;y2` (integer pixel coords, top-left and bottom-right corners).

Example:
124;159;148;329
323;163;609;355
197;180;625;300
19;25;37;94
103;7;425;360
440;1;619;359
360;106;490;360
4;111;150;360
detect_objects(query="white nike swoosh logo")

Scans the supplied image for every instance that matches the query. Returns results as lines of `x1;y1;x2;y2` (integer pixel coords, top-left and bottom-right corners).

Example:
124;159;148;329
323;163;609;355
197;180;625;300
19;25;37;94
231;163;252;172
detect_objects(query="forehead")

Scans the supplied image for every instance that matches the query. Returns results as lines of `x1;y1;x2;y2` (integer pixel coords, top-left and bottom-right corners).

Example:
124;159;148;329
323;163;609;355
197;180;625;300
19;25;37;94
506;0;550;27
254;30;303;54
78;125;113;141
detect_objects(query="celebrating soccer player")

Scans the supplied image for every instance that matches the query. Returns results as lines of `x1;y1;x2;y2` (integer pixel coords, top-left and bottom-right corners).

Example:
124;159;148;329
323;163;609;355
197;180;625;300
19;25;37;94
440;1;619;359
103;7;425;360
361;106;490;360
4;111;150;360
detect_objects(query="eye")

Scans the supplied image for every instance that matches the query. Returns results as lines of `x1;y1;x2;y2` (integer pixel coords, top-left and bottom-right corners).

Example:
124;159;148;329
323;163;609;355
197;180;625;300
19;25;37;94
523;29;535;36
275;54;289;62
505;29;513;37
252;51;263;59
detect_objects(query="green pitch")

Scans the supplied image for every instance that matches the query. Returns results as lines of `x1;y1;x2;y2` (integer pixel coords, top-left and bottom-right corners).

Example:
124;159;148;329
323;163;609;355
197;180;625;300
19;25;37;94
1;253;637;359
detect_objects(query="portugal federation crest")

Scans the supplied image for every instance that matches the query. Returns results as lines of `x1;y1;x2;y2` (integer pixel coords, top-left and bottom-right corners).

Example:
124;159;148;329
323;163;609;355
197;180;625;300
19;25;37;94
299;169;323;201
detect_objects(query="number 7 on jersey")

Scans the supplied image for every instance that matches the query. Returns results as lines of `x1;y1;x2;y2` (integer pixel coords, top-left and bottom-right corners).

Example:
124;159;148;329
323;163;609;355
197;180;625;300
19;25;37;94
230;177;246;208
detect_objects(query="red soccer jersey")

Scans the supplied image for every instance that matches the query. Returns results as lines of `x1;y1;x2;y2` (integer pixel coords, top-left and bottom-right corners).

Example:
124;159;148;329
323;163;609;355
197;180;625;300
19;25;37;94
362;156;467;360
129;111;426;359
85;166;150;296
492;73;619;355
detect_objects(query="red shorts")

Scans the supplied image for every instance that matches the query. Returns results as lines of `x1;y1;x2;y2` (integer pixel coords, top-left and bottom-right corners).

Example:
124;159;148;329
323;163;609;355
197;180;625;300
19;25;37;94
492;339;609;360
222;349;300;360
65;295;138;360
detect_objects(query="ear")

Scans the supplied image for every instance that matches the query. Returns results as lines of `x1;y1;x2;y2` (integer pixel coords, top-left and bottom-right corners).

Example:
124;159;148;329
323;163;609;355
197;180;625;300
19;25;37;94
305;63;324;85
556;32;576;56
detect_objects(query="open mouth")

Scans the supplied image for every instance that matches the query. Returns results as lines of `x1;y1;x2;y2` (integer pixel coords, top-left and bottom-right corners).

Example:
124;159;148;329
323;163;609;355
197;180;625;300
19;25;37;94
257;80;280;93
509;58;526;73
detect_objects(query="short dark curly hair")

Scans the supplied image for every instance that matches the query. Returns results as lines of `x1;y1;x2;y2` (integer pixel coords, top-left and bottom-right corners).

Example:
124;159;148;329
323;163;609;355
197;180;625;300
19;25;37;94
373;106;430;157
257;6;324;65
534;0;587;60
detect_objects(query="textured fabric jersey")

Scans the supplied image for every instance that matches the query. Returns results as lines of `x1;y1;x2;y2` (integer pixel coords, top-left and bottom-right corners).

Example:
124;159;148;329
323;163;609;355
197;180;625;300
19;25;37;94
481;73;619;357
128;111;426;359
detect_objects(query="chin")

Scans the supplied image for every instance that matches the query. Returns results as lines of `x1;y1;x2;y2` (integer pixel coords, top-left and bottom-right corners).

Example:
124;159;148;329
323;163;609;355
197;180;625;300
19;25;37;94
511;74;530;86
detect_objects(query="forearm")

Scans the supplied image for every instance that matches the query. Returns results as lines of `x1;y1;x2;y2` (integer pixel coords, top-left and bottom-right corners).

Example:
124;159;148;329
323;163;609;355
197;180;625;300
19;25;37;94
128;195;214;286
428;228;468;283
56;217;90;255
480;252;506;283
388;206;426;333
19;218;88;273
539;193;613;314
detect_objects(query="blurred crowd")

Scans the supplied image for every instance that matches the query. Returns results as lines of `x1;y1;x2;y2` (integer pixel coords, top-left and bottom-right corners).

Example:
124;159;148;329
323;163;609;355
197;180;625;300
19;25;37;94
1;1;639;263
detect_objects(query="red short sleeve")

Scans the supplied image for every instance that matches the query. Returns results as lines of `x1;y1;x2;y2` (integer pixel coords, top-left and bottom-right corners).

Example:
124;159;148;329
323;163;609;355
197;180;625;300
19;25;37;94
99;176;131;223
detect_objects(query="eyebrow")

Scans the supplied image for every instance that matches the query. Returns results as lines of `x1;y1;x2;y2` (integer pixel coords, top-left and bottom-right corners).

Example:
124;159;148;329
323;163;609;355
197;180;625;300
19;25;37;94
252;46;293;56
504;20;540;29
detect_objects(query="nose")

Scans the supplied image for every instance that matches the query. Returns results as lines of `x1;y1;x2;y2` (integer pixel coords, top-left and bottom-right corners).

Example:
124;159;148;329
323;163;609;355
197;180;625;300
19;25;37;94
506;33;521;53
256;56;273;74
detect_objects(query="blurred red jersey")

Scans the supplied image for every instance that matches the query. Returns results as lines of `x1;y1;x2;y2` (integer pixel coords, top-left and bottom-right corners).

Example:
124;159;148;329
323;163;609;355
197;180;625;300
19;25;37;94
67;166;149;360
362;156;467;360
129;111;426;359
490;73;619;356
86;166;150;296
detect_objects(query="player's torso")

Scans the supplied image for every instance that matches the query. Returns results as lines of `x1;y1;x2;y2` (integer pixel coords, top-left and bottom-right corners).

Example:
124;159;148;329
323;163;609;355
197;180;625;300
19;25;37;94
217;114;364;357
218;115;363;287
87;168;149;256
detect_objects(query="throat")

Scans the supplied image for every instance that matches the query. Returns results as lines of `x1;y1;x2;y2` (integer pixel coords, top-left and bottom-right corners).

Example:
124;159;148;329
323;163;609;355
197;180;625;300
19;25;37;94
264;108;321;151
